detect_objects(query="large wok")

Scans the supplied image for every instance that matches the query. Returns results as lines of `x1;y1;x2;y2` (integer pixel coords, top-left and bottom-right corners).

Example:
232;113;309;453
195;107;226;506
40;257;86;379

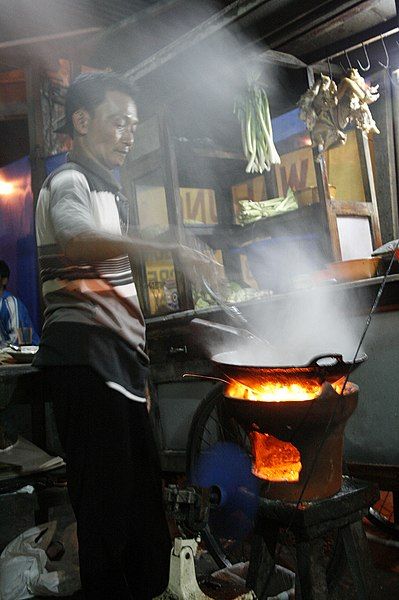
212;351;367;388
190;317;367;388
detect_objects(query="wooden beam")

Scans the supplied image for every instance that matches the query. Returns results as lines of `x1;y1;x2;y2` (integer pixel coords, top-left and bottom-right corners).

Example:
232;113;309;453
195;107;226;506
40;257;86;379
123;0;269;82
301;16;398;64
80;0;180;49
0;28;101;50
274;0;388;49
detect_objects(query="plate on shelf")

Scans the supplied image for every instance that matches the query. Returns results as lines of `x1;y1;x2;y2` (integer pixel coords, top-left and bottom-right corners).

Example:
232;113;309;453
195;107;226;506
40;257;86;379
5;346;39;364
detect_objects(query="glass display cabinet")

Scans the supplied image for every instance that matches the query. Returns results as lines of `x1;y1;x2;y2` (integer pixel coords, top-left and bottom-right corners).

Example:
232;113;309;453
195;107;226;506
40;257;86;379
121;100;383;320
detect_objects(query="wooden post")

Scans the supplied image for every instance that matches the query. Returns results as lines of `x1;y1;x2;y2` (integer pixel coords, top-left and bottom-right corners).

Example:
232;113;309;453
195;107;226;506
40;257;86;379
355;128;382;248
25;62;46;204
356;130;379;210
306;66;334;262
385;69;399;238
25;62;46;329
120;164;152;317
158;108;193;311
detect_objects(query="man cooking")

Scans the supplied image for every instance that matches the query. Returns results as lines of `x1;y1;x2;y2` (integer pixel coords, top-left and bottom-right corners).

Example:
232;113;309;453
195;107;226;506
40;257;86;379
34;72;209;599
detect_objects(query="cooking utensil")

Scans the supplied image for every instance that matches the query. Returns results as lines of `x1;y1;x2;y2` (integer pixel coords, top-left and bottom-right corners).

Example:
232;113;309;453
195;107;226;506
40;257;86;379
201;276;271;347
190;317;263;347
211;351;367;388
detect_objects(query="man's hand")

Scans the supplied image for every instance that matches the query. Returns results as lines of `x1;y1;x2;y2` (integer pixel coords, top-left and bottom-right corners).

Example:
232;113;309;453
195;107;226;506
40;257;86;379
174;244;222;272
177;245;221;266
172;244;224;289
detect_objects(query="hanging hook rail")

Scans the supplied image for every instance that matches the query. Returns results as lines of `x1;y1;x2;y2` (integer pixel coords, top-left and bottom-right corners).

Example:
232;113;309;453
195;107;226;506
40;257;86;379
375;34;399;87
316;26;398;65
356;43;371;71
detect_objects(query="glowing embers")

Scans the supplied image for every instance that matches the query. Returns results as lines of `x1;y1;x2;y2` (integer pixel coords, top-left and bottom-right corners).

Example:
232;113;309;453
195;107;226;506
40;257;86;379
250;431;302;482
225;378;345;401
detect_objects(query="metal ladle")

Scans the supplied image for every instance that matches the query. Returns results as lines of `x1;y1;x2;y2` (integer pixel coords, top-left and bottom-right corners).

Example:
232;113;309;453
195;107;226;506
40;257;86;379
201;276;272;348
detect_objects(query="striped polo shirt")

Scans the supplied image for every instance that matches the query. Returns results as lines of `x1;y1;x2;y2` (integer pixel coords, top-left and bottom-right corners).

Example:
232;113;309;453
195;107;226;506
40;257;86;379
33;151;149;402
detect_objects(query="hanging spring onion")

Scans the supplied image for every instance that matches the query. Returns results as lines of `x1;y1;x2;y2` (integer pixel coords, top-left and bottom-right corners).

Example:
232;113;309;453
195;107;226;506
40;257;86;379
234;78;280;174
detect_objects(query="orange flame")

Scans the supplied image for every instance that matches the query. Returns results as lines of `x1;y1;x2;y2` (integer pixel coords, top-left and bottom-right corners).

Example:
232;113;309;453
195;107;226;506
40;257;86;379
250;431;301;482
225;378;345;401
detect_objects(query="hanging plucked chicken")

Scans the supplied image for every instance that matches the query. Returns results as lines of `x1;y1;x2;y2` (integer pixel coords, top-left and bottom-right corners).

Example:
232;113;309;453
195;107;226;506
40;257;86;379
298;68;380;159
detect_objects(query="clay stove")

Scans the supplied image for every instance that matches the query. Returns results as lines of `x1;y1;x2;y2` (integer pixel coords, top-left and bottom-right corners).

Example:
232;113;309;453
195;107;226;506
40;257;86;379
223;378;358;502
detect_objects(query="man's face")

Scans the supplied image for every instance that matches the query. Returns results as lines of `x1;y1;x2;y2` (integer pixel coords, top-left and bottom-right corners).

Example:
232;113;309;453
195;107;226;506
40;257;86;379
82;90;138;169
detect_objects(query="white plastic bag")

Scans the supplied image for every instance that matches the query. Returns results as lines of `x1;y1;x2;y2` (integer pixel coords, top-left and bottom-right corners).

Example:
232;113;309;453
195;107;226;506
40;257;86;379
0;521;57;599
0;520;80;599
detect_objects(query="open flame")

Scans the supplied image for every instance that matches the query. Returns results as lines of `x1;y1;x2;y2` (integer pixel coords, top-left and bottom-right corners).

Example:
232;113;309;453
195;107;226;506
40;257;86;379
250;431;301;482
225;378;344;401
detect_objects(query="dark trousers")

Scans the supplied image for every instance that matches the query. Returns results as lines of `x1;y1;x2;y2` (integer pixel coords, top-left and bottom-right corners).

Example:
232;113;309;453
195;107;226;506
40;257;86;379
44;366;171;600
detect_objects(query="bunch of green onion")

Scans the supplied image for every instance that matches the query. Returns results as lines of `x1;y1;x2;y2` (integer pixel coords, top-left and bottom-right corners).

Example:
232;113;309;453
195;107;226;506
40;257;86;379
238;188;297;225
234;79;280;174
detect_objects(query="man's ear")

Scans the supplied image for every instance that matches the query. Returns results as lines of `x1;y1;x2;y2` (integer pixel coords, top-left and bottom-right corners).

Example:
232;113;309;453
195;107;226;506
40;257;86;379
72;109;90;135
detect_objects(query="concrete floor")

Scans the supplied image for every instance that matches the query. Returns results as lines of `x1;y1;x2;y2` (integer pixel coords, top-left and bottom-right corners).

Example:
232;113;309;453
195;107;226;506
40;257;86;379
7;486;396;599
44;518;399;600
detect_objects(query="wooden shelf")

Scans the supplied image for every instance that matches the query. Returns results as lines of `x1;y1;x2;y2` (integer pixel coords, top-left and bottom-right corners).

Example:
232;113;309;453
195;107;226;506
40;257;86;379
191;147;245;160
175;141;245;161
183;205;323;248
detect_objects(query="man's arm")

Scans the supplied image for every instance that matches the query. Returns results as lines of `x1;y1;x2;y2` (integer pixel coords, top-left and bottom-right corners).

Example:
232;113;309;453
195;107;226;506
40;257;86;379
64;230;175;262
49;170;218;271
64;230;219;281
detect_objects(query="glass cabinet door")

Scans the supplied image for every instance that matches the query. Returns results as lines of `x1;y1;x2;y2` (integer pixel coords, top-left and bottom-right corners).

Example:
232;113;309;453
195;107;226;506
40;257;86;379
134;167;178;315
121;112;191;317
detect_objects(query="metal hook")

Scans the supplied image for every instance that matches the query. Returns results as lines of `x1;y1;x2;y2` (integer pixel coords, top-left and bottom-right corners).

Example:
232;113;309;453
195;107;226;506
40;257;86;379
378;35;390;69
356;43;371;72
339;62;347;74
345;50;353;69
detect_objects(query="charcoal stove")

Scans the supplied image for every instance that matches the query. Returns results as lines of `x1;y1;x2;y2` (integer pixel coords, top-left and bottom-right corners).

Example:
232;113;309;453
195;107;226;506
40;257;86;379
203;347;366;501
224;380;358;502
188;302;385;597
215;363;378;598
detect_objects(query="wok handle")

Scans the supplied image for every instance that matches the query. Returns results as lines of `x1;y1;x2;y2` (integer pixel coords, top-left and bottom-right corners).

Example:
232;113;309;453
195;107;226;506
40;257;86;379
183;373;231;385
306;353;344;367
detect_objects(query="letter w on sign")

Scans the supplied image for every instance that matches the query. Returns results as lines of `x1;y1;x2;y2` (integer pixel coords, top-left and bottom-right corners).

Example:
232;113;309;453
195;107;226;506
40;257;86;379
280;159;308;196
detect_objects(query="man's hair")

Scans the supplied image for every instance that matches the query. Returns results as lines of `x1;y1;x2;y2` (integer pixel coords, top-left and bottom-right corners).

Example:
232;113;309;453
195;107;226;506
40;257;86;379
0;260;10;279
64;72;135;136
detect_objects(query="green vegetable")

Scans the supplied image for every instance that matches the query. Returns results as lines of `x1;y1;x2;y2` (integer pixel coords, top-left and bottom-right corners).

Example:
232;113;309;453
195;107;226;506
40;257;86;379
237;188;298;224
234;77;280;174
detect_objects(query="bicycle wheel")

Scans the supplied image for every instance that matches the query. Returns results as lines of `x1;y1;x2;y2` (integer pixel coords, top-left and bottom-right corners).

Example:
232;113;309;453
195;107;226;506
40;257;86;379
368;491;399;539
186;383;346;593
186;383;254;568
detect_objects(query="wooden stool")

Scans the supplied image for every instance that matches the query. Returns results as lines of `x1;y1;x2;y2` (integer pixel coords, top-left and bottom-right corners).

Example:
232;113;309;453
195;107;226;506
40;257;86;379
247;477;379;599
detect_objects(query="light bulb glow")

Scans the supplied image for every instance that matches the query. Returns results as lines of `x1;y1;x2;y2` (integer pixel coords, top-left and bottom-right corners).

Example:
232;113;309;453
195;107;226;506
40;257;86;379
0;180;15;195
